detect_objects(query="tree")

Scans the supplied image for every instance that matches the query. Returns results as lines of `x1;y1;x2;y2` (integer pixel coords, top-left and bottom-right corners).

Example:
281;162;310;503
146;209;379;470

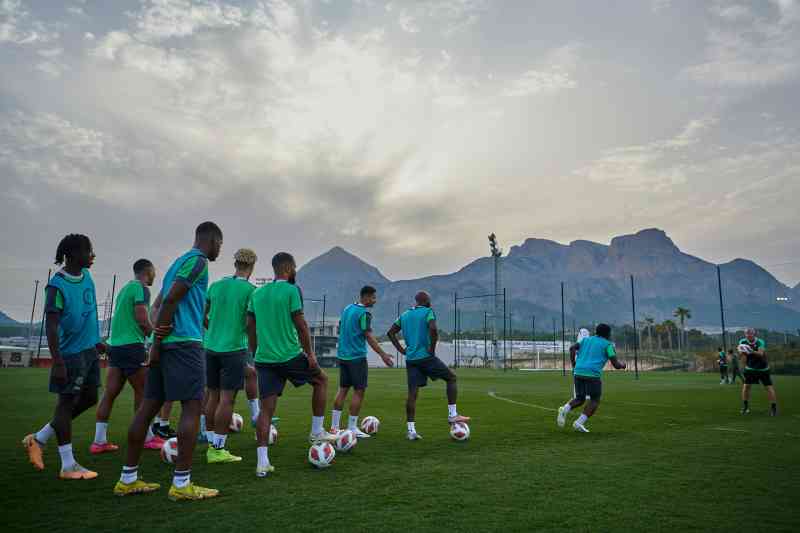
644;317;655;351
673;307;692;352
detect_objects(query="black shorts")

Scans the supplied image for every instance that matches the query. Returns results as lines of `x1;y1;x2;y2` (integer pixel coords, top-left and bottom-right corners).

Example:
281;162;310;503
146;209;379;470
49;348;100;395
406;356;452;389
339;358;368;390
574;375;602;401
108;344;146;378
206;349;247;391
255;354;321;398
744;370;772;386
144;342;206;402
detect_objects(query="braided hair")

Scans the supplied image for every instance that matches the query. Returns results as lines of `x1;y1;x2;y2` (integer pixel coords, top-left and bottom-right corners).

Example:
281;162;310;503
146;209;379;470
54;234;92;265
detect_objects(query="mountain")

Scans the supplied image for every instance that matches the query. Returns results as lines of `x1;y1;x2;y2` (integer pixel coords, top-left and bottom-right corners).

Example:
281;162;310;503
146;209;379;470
296;229;800;332
0;311;21;325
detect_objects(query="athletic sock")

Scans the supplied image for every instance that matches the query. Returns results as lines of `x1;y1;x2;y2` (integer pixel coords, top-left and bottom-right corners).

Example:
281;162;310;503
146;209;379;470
153;416;162;426
120;465;138;484
257;446;270;467
448;404;458;418
348;415;358;431
743;400;749;410
331;409;342;430
206;431;216;444
771;403;777;414
173;469;190;489
311;416;324;435
159;419;169;428
248;399;260;422
146;423;155;441
94;422;108;444
213;433;227;449
407;421;416;433
576;414;588;426
562;403;572;414
199;415;207;434
35;423;55;445
58;443;76;470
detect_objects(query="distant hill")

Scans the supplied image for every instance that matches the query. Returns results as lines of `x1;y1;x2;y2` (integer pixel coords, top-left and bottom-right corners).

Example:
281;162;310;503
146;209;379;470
296;228;799;332
0;311;21;325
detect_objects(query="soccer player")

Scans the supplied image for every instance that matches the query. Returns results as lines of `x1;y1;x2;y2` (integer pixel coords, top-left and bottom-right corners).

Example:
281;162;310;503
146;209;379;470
114;221;222;501
203;248;258;464
247;252;337;478
556;323;627;433
22;234;107;479
739;328;777;416
717;347;729;384
387;291;469;441
729;348;743;384
330;286;395;436
92;259;163;454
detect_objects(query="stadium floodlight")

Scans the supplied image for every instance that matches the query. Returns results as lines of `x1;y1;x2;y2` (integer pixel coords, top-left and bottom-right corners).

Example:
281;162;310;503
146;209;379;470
488;233;502;258
776;296;790;302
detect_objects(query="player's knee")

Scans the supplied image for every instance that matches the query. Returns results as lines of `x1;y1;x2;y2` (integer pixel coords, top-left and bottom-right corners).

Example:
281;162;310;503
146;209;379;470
446;372;457;384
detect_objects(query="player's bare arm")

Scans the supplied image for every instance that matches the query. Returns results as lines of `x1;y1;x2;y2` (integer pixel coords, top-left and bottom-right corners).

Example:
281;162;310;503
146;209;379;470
134;303;154;338
147;281;190;365
428;319;438;356
387;323;406;354
292;310;317;368
45;311;66;383
365;331;394;367
246;315;257;356
570;343;579;367
610;356;627;370
203;301;210;330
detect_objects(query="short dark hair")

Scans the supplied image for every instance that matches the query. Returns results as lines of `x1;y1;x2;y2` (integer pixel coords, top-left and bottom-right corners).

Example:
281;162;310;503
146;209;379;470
133;259;154;275
196;221;222;239
54;234;92;265
596;323;611;339
360;285;377;297
272;252;295;273
717;346;722;351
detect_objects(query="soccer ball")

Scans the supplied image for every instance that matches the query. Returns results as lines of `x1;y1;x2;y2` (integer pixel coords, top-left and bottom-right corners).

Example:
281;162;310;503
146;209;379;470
737;344;752;354
308;442;336;468
334;429;357;453
229;413;244;433
269;424;278;445
160;437;179;464
360;416;380;435
450;422;470;441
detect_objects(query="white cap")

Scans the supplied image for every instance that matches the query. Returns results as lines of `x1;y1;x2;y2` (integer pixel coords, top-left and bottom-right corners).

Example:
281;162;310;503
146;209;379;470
576;328;590;342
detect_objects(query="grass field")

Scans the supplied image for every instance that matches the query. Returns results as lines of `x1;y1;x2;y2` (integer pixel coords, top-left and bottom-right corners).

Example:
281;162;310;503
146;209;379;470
2;368;798;532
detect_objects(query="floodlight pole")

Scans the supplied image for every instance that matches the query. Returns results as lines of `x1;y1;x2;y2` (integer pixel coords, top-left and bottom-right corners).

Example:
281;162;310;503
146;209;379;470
396;300;401;367
321;294;326;333
552;318;557;369
106;274;117;338
630;275;640;380
36;269;52;361
453;292;458;368
503;287;507;371
28;279;40;351
716;265;727;354
561;281;566;377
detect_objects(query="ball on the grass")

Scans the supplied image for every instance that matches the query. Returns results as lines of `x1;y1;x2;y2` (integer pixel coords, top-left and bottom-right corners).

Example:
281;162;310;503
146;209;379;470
334;429;357;452
308;442;336;468
450;422;470;441
269;424;278;445
161;437;179;464
229;413;244;433
737;344;752;354
360;416;380;435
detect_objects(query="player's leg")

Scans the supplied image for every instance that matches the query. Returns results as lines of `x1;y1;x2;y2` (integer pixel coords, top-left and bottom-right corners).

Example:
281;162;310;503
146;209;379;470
244;363;260;426
346;361;370;437
573;379;601;433
406;386;421;440
92;366;125;453
558;377;586;427
57;351;100;477
208;351;245;463
426;356;468;423
763;372;777;415
308;362;336;442
204;389;219;443
115;396;164;495
720;365;726;384
741;375;753;414
331;385;349;433
204;350;219;444
254;362;283;477
154;401;176;439
127;367;162;449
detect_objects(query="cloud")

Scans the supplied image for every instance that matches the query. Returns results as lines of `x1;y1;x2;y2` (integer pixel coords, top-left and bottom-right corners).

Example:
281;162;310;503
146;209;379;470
0;0;59;44
503;43;580;97
131;0;245;41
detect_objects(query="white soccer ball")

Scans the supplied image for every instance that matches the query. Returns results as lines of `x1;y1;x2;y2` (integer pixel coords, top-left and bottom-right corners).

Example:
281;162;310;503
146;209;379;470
160;437;179;464
360;416;380;435
450;422;470;441
269;424;278;445
229;413;244;433
334;429;357;453
737;344;752;354
308;442;336;468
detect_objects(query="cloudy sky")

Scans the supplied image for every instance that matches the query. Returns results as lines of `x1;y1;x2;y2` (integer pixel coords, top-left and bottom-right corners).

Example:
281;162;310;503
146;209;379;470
1;0;799;320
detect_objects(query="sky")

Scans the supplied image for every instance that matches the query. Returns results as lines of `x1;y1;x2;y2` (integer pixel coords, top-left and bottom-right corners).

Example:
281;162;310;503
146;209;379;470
1;0;799;321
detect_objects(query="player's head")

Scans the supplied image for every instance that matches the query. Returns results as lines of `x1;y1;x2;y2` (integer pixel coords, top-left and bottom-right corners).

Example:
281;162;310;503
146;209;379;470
234;248;258;278
360;285;377;307
133;258;156;286
595;323;611;339
195;221;223;261
745;327;756;341
55;234;94;269
728;348;734;354
272;252;296;283
415;291;431;307
717;346;722;352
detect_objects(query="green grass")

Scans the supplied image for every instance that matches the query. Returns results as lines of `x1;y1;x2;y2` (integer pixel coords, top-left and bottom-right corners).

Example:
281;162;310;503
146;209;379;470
2;369;798;532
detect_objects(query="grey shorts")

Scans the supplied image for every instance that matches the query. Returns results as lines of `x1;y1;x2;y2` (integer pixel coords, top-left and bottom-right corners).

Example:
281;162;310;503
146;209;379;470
206;349;248;391
255;354;321;398
49;348;100;395
406;356;452;389
144;342;205;402
108;343;146;378
574;375;602;401
339;358;368;390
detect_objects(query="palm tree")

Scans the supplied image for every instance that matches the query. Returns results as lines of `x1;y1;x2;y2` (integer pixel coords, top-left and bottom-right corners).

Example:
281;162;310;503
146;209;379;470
673;307;691;352
644;317;655;351
662;319;676;351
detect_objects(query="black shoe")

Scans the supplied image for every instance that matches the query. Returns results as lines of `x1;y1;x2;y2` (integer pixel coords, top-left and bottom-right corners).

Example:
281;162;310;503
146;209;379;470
769;408;778;417
154;424;177;439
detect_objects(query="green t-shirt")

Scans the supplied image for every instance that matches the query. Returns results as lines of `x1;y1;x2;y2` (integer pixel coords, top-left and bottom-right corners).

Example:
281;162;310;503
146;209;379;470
204;276;255;353
108;280;150;347
247;280;304;363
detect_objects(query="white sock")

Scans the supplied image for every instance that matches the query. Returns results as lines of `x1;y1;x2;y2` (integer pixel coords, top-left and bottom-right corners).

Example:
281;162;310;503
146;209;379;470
348;415;358;430
94;422;108;444
448;404;458;418
257;446;270;467
58;443;76;470
213;433;227;449
159;419;169;428
173;469;190;489
576;414;588;426
311;416;324;435
153;416;162;426
199;415;207;433
331;409;342;430
35;423;55;445
120;465;138;484
562;403;572;414
407;421;416;432
248;399;260;422
146;424;155;441
206;430;216;443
